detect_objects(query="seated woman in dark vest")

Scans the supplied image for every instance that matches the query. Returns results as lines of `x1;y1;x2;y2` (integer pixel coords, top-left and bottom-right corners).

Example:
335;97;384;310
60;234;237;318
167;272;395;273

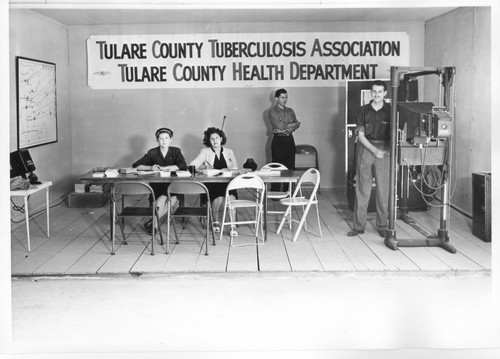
133;127;187;232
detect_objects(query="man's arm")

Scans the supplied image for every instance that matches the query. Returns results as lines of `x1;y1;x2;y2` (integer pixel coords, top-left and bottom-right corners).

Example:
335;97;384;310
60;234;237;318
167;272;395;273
357;131;386;159
269;109;287;133
285;120;301;132
284;109;301;133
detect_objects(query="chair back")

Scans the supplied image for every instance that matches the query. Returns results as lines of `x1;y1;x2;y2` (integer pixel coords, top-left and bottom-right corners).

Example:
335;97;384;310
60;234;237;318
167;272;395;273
292;168;320;197
112;182;154;202
295;144;319;170
261;162;288;171
165;180;213;255
227;173;265;192
167;181;210;198
295;144;317;155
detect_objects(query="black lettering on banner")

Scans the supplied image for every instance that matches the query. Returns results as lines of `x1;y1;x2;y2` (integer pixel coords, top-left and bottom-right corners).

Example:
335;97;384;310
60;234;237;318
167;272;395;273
97;41;147;59
93;35;402;86
247;42;257;58
208;39;218;58
296;41;307;57
239;42;249;57
208;39;308;58
118;64;168;82
290;62;378;80
151;41;203;59
312;40;401;57
232;62;285;81
310;39;323;57
272;42;283;57
173;63;226;81
224;42;234;57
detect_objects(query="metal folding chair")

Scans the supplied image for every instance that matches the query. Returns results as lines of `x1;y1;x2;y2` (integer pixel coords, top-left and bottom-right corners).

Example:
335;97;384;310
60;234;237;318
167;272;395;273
166;181;214;255
219;173;265;247
295;144;319;171
111;182;164;255
295;144;320;193
261;162;292;229
277;168;323;242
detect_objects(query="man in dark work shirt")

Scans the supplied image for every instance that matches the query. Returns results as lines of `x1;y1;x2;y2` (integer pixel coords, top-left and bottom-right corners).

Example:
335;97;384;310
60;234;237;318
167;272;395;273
348;80;391;240
268;88;301;191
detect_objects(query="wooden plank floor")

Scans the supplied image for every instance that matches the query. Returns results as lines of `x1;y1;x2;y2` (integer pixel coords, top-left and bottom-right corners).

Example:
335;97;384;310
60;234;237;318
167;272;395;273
10;189;491;276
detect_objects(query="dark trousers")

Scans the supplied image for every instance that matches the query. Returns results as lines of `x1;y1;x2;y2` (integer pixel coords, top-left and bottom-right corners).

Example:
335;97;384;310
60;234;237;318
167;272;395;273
271;134;295;191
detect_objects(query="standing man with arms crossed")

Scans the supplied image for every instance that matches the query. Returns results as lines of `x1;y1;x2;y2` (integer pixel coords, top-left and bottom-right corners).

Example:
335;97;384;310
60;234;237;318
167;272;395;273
268;88;301;190
348;80;391;240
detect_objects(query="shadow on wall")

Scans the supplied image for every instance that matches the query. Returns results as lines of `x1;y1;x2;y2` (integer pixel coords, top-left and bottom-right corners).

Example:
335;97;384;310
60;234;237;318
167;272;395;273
337;87;347;188
117;135;147;167
262;90;277;164
180;132;204;162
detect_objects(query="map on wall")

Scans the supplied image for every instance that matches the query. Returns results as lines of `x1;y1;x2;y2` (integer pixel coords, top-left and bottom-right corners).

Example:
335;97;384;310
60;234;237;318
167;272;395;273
16;57;58;149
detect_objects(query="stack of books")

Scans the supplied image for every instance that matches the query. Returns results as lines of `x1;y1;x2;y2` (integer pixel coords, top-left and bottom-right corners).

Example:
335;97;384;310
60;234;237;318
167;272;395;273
119;167;137;174
89;185;104;193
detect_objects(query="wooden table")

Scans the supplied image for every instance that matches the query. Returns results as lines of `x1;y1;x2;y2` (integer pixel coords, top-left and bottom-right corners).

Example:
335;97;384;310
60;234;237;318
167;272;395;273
10;181;52;252
79;170;301;244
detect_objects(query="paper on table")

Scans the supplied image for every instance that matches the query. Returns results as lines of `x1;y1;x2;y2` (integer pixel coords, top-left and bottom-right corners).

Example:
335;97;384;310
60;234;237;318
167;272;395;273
203;169;223;176
253;170;281;176
105;169;120;177
136;170;160;175
175;170;192;177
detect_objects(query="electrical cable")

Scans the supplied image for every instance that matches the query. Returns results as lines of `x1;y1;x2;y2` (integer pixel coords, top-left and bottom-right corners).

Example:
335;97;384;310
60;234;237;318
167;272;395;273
11;197;26;213
10;196;68;224
402;158;446;208
418;142;446;191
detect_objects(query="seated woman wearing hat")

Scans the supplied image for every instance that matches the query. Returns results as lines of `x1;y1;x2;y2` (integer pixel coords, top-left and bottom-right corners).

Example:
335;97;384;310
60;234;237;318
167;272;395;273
189;127;238;236
133;127;187;232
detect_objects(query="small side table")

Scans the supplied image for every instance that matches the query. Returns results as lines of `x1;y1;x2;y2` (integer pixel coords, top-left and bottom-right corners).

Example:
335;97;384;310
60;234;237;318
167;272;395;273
10;181;52;252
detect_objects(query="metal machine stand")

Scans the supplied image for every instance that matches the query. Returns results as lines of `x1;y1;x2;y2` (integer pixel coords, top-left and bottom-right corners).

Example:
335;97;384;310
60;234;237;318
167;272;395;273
384;66;457;253
397;165;430;237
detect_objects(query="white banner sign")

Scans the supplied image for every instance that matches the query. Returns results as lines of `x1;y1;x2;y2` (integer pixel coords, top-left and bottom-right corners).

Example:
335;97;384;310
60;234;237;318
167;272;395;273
87;32;409;89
